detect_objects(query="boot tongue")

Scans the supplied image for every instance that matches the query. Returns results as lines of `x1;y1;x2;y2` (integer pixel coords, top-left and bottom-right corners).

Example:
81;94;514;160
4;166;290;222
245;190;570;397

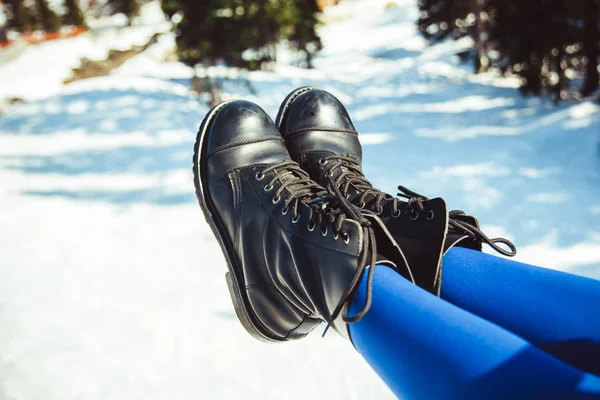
303;151;362;190
274;165;327;203
313;153;394;210
363;214;414;283
286;127;363;164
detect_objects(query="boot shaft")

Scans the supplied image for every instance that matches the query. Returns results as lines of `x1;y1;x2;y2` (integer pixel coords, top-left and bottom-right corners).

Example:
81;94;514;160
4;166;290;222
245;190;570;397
276;87;516;294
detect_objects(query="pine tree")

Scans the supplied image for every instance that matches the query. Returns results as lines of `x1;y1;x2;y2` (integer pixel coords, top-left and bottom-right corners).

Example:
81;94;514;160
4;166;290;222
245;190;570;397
163;0;322;70
543;0;570;100
122;0;140;23
287;0;322;68
63;0;86;27
164;1;222;67
488;0;541;93
417;0;473;42
581;0;599;96
495;0;571;98
34;0;61;32
107;0;140;25
418;0;599;100
5;0;31;32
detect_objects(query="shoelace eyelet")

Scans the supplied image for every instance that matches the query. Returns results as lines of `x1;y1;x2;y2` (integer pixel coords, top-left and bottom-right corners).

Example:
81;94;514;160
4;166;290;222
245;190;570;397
410;210;419;220
392;209;401;218
374;205;383;215
333;232;339;240
307;221;316;232
292;213;300;224
264;184;274;192
343;232;350;244
255;172;265;181
321;226;328;237
427;210;434;220
272;195;281;204
319;158;328;165
282;206;289;215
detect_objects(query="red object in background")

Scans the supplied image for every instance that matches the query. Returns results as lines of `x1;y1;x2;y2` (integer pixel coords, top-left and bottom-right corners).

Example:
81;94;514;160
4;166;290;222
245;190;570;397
0;26;87;49
22;26;87;44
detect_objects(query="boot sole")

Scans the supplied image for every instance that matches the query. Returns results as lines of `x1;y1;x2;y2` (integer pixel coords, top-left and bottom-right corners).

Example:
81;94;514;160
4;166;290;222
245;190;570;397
275;86;317;130
193;101;285;343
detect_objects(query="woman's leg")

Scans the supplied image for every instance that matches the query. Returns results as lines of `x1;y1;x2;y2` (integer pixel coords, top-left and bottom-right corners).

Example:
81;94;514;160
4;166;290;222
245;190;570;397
441;247;600;375
348;265;600;400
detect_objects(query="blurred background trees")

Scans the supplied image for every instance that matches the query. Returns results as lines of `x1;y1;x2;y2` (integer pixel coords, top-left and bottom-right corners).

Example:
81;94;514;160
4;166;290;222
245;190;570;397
4;0;62;33
63;0;87;27
4;0;32;33
418;0;600;101
288;0;322;68
34;0;60;32
106;0;140;25
3;0;143;33
582;0;600;96
161;0;322;69
1;0;596;100
5;0;85;32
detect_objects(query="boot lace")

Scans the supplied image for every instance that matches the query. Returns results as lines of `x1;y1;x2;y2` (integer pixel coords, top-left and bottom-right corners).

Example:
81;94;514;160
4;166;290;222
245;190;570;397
319;155;517;257
257;161;380;336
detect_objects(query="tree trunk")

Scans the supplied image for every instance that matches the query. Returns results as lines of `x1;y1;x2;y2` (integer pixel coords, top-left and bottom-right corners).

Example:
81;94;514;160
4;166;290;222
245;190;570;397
554;46;565;102
34;0;61;32
474;0;487;73
6;0;31;32
64;0;86;27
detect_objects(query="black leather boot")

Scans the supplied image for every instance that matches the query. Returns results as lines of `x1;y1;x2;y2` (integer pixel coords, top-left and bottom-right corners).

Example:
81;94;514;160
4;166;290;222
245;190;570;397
276;87;516;294
193;100;413;342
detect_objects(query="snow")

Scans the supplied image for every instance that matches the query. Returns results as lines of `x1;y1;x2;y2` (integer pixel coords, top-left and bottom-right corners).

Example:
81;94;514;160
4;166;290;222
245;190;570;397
0;0;599;398
0;1;170;103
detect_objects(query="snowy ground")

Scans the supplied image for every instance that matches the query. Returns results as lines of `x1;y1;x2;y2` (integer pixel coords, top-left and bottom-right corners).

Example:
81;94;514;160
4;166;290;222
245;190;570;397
1;0;599;399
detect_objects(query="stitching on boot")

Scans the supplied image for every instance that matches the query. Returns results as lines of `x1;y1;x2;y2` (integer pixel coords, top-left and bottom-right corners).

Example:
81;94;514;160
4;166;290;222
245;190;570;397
208;137;285;157
286;127;358;136
303;150;338;161
305;150;336;156
228;170;243;250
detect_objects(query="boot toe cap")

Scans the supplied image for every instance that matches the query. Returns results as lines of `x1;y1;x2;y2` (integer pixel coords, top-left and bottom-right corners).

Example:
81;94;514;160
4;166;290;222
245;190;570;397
206;100;281;154
281;88;356;135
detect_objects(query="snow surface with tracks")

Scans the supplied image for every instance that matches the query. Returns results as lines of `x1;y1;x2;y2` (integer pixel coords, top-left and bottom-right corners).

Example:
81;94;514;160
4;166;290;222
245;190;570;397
1;0;599;399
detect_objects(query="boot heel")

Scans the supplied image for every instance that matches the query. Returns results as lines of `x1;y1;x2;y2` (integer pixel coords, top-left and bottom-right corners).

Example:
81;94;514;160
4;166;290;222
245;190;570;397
224;271;278;343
